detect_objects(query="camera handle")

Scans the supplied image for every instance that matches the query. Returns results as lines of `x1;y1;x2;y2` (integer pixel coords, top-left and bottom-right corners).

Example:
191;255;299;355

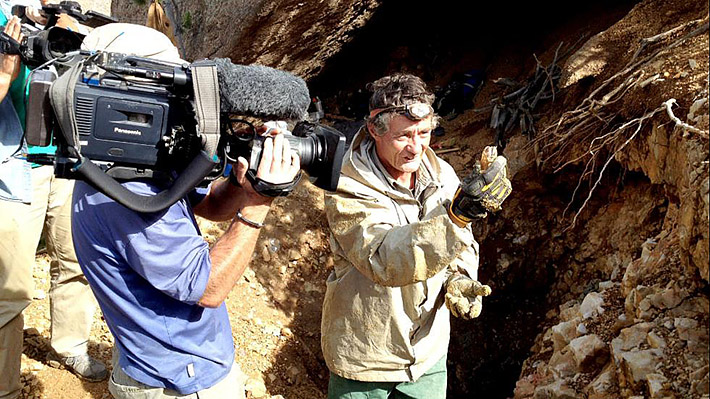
74;151;218;213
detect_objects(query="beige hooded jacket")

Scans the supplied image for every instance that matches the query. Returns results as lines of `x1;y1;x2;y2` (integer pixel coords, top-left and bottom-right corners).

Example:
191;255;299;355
321;128;479;382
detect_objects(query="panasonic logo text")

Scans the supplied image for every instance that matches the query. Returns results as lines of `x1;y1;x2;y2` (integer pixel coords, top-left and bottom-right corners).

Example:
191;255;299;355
114;127;142;136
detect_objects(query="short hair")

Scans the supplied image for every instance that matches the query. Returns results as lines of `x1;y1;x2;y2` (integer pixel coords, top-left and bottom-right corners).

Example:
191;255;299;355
366;74;436;136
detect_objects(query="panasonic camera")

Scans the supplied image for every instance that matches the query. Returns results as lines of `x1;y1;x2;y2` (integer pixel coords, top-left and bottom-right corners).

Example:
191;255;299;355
1;3;345;213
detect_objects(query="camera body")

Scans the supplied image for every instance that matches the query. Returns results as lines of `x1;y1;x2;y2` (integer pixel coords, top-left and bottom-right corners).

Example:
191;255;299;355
32;53;344;212
71;73;194;170
27;52;202;183
6;1;116;67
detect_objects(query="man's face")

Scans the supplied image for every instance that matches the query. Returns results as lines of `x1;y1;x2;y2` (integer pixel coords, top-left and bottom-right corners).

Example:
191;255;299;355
371;114;433;184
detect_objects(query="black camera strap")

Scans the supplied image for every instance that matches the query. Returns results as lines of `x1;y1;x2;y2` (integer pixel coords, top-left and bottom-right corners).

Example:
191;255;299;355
246;170;303;197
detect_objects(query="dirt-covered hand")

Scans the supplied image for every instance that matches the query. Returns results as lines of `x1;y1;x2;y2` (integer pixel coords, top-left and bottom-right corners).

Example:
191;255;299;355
445;275;492;319
447;154;512;225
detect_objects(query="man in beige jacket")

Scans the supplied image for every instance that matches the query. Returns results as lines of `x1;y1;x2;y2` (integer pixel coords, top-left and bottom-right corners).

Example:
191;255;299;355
321;73;512;399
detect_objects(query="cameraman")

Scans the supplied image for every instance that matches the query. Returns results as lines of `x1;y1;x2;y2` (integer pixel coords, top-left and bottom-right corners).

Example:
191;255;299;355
1;9;107;399
73;132;299;399
69;25;302;398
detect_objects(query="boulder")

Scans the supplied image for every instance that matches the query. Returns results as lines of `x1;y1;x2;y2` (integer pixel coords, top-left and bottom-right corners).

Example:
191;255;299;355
533;380;580;399
549;347;578;379
646;331;666;350
611;323;653;352
618;349;663;390
551;318;581;351
568;334;609;373
245;376;267;398
514;374;538;398
645;373;669;399
673;317;699;341
559;301;581;322
648;283;688;309
586;364;618;398
580;292;605;319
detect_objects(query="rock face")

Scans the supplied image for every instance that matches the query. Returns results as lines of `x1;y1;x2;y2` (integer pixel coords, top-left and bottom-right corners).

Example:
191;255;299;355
110;0;380;79
500;0;709;397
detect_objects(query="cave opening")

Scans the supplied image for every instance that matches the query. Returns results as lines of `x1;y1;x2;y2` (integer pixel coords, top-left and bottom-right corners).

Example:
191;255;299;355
309;0;638;120
306;1;644;397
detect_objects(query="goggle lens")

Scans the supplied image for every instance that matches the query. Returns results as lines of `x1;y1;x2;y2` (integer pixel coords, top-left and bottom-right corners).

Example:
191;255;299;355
407;103;433;120
369;102;434;121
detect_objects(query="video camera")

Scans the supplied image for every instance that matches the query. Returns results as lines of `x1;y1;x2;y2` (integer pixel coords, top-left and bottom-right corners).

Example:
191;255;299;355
2;1;115;67
0;2;346;213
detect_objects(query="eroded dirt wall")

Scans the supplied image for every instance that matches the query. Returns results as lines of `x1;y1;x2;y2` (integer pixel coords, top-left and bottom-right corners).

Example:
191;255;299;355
451;0;710;397
111;0;380;79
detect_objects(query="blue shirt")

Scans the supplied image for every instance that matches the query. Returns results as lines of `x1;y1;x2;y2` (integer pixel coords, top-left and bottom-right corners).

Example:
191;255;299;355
72;180;234;394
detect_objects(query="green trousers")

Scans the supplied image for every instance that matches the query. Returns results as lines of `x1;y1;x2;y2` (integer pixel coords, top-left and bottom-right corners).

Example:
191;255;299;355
328;356;447;399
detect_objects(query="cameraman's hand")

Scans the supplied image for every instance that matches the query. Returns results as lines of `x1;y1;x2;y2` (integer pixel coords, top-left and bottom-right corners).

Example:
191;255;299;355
447;155;512;227
0;17;22;101
1;17;22;79
445;274;492;319
54;14;80;31
25;6;48;25
233;131;300;201
257;131;301;185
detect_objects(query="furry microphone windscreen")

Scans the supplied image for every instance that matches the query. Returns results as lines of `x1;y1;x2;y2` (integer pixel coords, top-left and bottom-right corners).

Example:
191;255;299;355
214;58;311;120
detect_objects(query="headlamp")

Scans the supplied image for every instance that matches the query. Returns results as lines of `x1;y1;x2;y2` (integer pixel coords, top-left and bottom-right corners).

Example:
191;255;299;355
369;102;434;122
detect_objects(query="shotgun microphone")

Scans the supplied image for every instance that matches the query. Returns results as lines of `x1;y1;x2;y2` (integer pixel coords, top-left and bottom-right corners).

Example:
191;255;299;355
214;58;310;121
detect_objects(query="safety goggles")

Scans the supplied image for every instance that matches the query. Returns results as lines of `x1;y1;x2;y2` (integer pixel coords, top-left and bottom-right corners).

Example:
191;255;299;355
369;102;434;121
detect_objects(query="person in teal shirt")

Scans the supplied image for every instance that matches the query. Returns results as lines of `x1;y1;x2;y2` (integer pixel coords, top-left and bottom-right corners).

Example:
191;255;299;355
0;7;107;399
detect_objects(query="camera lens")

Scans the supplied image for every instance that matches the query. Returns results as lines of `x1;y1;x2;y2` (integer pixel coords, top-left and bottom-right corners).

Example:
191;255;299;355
222;121;345;192
285;134;319;167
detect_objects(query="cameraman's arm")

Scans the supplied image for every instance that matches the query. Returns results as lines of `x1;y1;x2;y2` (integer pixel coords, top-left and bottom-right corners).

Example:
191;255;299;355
197;134;300;308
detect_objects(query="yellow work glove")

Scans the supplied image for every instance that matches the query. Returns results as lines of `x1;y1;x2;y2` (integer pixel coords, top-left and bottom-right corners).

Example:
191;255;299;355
447;151;512;225
445;275;492;319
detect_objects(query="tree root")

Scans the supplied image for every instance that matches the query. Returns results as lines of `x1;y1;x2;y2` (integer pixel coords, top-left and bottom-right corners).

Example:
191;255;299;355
663;99;709;137
562;106;664;229
525;15;709;229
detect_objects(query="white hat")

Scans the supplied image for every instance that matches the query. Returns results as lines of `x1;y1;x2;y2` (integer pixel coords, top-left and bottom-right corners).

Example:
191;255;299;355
81;22;183;63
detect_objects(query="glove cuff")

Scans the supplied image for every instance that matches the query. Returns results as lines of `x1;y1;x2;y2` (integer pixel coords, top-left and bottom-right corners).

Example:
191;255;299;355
446;200;473;226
